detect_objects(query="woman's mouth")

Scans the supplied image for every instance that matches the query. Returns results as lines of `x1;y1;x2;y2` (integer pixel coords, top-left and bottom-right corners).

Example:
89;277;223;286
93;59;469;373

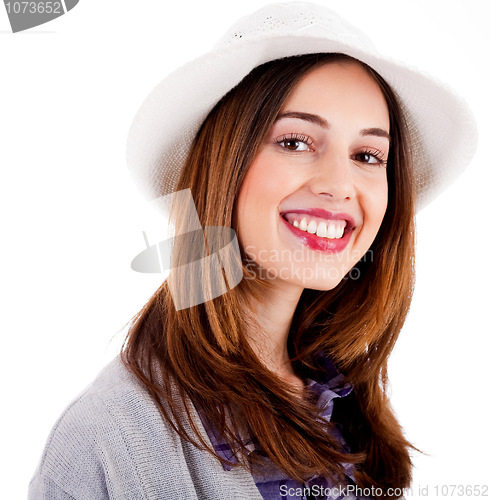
280;210;355;252
282;213;346;239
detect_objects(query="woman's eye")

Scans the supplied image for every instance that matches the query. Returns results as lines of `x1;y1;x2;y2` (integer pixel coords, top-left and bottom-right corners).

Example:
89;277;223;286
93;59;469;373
354;151;386;166
278;137;311;151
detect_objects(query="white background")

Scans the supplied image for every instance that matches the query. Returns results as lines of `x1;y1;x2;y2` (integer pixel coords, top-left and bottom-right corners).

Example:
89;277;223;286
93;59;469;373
1;0;488;498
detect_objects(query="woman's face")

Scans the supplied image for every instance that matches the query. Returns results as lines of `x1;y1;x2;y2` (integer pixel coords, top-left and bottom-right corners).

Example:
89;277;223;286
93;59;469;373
235;60;390;291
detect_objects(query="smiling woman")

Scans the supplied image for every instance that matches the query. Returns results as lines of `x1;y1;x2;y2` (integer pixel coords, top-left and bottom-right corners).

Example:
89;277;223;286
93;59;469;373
236;60;391;293
28;2;477;500
157;52;416;492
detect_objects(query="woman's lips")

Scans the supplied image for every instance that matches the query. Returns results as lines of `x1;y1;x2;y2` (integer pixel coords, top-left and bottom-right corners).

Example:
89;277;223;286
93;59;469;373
279;214;353;252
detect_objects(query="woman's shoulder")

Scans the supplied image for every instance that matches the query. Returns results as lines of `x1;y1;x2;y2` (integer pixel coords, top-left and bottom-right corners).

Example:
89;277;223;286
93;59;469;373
28;356;170;499
28;355;262;500
36;355;168;453
58;354;159;420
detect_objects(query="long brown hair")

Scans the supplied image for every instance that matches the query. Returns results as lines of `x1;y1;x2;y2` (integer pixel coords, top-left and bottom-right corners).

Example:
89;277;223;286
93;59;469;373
122;53;416;495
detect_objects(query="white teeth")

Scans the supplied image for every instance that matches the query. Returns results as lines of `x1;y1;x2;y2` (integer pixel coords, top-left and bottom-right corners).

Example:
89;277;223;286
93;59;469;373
307;220;317;234
326;225;336;239
316;221;327;237
290;217;345;239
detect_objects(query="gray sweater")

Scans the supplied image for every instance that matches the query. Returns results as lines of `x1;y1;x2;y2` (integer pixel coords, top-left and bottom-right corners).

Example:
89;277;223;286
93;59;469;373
28;356;263;499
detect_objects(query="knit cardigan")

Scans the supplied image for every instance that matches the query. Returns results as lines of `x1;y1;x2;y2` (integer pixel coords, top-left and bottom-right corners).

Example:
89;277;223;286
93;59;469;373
28;355;263;500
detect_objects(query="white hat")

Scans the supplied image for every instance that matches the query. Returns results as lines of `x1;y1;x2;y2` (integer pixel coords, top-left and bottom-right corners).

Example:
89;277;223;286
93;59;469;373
126;1;478;214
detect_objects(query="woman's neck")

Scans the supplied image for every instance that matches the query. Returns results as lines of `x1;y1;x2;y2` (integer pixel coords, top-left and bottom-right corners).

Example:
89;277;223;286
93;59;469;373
244;280;305;391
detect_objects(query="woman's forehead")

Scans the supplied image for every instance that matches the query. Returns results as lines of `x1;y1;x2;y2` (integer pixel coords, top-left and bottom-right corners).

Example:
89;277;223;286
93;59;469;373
279;61;390;133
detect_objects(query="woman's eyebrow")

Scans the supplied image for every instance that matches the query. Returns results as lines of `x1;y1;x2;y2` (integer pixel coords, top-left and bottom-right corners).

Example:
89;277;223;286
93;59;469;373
275;111;330;129
361;127;391;143
275;112;391;143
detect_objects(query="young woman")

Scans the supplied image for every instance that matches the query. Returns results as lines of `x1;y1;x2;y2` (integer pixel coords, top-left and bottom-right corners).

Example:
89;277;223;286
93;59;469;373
28;2;477;499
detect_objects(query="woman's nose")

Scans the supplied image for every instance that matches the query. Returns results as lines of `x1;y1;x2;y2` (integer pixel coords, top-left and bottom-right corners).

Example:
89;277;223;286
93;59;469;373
308;152;355;201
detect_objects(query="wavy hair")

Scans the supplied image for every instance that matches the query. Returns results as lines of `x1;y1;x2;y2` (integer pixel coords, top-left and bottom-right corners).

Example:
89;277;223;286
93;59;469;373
122;53;416;496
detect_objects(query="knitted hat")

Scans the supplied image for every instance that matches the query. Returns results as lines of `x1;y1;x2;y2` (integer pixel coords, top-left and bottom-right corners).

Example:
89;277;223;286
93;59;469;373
126;1;478;215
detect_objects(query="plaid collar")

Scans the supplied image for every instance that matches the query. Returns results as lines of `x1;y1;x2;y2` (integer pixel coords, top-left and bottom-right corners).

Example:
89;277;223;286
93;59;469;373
199;352;353;472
